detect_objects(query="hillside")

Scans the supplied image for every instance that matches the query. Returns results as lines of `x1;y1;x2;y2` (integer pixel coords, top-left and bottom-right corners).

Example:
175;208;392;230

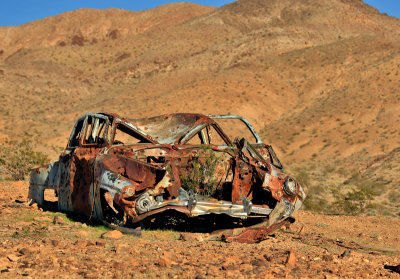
0;0;400;216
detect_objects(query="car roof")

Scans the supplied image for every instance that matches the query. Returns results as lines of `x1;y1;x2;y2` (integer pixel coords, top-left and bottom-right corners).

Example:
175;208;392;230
127;113;214;144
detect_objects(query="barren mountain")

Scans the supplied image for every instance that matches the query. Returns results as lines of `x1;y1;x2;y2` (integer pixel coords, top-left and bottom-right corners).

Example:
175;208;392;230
0;0;400;215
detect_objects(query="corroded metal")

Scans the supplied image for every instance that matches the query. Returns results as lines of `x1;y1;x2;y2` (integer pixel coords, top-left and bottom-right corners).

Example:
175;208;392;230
29;112;306;243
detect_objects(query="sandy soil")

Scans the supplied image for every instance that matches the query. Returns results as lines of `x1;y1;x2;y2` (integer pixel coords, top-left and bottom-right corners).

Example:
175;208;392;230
0;181;399;278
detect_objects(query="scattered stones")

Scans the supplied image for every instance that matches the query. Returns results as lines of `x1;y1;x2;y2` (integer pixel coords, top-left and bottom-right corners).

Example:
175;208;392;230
53;216;64;225
101;230;123;240
18;248;31;255
116;243;129;253
76;230;89;238
158;252;172;267
179;232;204;242
7;254;19;262
29;203;38;210
33;216;51;222
2;208;11;214
285;250;296;267
96;239;106;247
84;272;98;278
86;240;96;246
51;239;59;247
240;263;253;272
0;257;10;270
322;254;334;261
74;240;88;249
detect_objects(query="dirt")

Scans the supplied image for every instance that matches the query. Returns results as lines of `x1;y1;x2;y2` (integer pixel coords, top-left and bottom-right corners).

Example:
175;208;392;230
0;181;399;278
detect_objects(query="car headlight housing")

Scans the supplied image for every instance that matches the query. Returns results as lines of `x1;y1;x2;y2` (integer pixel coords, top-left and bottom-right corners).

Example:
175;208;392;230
283;177;297;196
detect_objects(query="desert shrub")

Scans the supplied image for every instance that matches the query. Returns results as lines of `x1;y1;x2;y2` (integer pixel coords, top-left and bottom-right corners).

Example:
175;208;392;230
330;187;375;215
388;190;400;203
292;168;310;188
180;146;222;196
71;35;84;46
344;173;387;196
303;194;329;213
0;139;49;181
108;29;119;40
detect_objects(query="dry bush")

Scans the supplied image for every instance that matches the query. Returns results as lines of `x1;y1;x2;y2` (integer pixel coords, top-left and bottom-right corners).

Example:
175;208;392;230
0;140;49;181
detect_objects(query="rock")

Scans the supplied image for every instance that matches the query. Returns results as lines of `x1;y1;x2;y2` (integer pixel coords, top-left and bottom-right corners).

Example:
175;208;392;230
76;230;89;238
340;250;351;258
0;257;10;269
240;263;253;271
74;240;88;249
101;230;123;240
18;248;31;255
116;243;129;254
30;203;38;210
96;239;106;246
86;240;96;246
84;273;98;278
179;232;204;242
81;223;87;228
322;254;334;261
33;216;51;222
285;249;296;267
127;259;140;267
53;216;64;225
51;239;59;247
7;254;19;262
158;253;172;267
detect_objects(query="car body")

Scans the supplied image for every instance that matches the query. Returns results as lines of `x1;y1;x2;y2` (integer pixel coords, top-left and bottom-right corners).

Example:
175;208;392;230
29;113;306;243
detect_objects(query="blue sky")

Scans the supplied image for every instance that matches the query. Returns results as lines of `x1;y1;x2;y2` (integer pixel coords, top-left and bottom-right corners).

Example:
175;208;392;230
0;0;398;27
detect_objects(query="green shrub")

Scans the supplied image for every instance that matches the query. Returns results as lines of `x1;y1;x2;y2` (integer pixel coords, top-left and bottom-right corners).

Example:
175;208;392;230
344;173;387;196
0;139;49;180
303;194;329;213
180;145;221;196
331;187;375;215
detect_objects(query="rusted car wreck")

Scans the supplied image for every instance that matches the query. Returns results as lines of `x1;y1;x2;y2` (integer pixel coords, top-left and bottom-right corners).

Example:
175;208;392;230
29;113;306;243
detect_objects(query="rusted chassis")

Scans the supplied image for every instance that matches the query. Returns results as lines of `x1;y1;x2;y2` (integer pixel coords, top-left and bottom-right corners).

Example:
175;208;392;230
29;113;306;243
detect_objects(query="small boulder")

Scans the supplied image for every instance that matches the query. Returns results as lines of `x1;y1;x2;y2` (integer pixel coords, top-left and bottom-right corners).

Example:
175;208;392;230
18;248;31;255
53;216;64;225
179;232;204;242
101;230;123;240
0;257;10;270
285;249;296;267
7;254;19;262
158;253;172;267
96;239;106;246
76;231;89;238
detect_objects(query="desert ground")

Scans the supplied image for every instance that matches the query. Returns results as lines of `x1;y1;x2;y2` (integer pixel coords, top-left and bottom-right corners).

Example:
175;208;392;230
1;181;399;278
